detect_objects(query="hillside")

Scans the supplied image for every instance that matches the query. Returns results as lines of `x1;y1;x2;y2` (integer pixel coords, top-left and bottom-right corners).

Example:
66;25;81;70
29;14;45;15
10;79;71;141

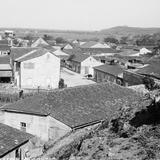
100;26;160;37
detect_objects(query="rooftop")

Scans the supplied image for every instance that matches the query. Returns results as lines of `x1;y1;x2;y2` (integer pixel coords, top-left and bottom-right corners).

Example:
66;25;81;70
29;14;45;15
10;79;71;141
0;123;33;158
94;64;124;76
11;47;38;60
0;45;10;51
68;53;90;63
0;40;9;45
80;48;119;55
1;82;142;129
0;56;10;64
15;48;54;62
136;63;160;79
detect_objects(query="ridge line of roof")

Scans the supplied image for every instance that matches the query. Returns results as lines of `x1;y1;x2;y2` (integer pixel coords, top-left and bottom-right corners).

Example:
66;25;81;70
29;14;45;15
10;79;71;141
15;49;37;61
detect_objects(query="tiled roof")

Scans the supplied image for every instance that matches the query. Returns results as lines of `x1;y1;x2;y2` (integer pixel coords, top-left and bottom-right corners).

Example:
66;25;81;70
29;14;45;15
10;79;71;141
0;45;10;51
118;49;139;56
80;48;119;54
147;55;160;64
0;40;9;45
136;63;160;79
63;49;84;55
31;37;49;47
40;45;56;52
11;47;38;60
1;82;142;129
16;48;52;62
94;64;124;76
69;53;90;63
0;123;33;158
80;41;99;48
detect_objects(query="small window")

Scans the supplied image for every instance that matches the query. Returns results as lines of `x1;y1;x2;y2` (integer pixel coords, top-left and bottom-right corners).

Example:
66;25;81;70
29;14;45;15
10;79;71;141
20;122;26;132
15;149;20;158
23;62;34;69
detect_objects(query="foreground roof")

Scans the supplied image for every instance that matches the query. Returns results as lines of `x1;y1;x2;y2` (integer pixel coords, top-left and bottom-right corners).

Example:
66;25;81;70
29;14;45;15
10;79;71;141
94;64;124;76
1;83;142;129
0;123;33;158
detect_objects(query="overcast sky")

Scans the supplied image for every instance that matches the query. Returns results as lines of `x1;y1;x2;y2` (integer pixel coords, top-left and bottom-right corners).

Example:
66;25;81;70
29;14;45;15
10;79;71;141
0;0;159;31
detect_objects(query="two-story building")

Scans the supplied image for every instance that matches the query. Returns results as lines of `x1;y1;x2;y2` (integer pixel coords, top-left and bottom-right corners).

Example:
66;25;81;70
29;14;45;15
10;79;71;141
12;48;60;89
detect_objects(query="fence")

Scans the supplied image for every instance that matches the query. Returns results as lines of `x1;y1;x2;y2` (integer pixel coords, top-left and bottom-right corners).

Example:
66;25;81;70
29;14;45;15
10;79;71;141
0;91;37;103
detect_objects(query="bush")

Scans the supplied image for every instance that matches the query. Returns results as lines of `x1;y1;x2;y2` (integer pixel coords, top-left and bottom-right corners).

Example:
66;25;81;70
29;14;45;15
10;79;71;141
143;77;155;91
59;78;65;89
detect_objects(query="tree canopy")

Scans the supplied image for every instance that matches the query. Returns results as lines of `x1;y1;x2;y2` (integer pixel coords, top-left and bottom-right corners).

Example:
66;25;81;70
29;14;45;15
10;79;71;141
104;37;119;44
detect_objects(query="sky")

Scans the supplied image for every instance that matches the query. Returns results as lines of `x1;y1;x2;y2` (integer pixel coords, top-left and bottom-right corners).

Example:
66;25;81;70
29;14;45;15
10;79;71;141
0;0;160;31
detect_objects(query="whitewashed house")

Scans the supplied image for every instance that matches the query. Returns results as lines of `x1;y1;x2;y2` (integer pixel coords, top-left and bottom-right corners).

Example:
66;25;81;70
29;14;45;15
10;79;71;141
72;40;79;44
31;37;49;47
63;44;73;49
67;53;102;75
1;83;140;141
14;48;60;89
53;49;69;59
130;47;152;56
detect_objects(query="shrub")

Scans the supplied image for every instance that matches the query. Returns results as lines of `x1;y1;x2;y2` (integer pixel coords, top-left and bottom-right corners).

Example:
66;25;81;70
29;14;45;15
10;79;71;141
59;78;65;89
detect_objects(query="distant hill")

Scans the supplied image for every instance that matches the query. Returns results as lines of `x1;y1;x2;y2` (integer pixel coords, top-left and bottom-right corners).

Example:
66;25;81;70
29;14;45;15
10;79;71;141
1;26;160;40
100;26;160;37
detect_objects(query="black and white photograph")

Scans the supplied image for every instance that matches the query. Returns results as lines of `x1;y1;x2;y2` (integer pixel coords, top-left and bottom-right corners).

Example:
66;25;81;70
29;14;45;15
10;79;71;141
0;0;160;159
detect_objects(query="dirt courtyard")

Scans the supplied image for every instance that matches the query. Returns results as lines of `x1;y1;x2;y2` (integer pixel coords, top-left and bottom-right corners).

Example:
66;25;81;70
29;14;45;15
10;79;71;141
60;68;95;87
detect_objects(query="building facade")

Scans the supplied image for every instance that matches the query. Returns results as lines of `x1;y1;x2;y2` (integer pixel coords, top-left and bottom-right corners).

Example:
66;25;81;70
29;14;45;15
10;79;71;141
14;49;60;89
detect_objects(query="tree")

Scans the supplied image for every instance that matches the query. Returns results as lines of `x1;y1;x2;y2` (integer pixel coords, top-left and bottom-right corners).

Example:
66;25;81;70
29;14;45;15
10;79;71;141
23;34;35;41
120;36;128;44
143;76;155;91
13;39;19;46
67;54;75;61
43;34;54;41
104;37;119;44
59;78;65;89
55;37;66;44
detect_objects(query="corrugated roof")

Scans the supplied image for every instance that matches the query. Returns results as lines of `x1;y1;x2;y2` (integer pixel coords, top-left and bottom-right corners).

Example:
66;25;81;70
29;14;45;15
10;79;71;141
0;123;33;157
94;64;124;76
1;82;142;128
